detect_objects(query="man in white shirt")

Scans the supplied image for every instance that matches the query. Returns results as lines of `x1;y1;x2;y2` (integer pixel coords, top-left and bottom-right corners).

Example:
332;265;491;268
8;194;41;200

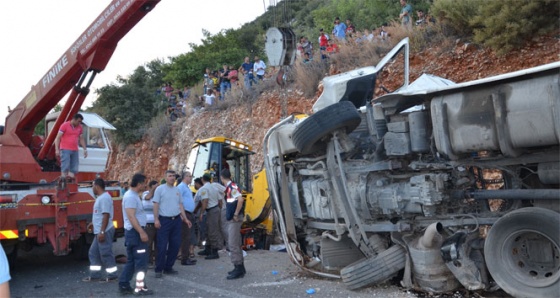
202;88;215;107
252;56;266;81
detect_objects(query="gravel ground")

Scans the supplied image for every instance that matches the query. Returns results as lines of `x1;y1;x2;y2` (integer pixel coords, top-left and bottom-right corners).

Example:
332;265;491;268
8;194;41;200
9;238;418;297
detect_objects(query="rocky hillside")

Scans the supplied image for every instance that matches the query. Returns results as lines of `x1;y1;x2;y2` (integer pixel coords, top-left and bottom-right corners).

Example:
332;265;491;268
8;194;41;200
106;33;559;182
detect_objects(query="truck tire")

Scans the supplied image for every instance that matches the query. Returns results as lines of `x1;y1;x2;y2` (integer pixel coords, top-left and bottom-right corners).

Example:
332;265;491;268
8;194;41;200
72;234;91;261
484;207;560;298
3;243;17;270
292;101;361;154
340;244;406;290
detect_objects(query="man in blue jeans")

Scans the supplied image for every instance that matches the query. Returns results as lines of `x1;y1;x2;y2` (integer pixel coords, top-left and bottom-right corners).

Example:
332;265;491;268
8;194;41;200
153;170;191;278
54;113;87;181
219;64;231;100
118;173;153;296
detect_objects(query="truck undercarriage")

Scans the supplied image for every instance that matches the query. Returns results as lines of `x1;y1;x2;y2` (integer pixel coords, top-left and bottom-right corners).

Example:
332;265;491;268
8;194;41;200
263;38;560;297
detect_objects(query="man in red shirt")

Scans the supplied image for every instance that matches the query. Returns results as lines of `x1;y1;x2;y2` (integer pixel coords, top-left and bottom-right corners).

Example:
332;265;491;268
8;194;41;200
55;113;88;180
318;28;330;60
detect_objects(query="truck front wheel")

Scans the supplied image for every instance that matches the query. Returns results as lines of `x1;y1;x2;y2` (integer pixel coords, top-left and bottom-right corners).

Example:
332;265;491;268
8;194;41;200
292;101;361;155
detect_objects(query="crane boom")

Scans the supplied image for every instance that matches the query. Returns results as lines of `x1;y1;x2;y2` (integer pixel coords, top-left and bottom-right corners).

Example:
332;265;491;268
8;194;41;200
0;0;161;258
0;0;160;183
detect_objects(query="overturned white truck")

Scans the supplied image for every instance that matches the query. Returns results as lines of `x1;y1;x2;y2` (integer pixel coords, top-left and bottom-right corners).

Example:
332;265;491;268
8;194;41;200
263;38;559;297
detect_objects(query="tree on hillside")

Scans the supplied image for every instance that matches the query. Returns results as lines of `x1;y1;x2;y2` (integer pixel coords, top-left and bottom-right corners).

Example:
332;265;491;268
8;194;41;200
471;0;560;54
311;0;430;33
164;29;251;86
89;61;166;145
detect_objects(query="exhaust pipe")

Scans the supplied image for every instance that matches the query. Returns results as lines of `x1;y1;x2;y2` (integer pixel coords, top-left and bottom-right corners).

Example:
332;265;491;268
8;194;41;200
419;222;443;249
409;222;460;292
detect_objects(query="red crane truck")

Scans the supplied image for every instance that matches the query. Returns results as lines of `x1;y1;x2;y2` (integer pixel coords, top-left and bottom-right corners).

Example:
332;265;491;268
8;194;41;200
0;0;161;263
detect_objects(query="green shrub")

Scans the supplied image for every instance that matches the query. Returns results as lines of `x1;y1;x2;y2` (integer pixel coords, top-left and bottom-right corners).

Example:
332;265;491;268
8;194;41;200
471;0;560;55
293;60;328;98
431;0;482;37
145;113;172;149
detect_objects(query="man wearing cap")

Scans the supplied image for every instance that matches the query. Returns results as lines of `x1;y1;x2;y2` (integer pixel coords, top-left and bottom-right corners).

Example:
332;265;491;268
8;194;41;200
198;173;224;259
153;170;192;278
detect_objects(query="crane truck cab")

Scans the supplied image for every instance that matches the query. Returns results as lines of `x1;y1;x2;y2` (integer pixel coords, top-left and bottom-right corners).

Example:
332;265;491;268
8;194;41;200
186;137;273;248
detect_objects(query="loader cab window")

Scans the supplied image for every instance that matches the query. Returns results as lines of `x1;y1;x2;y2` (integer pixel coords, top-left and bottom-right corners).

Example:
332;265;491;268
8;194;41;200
223;146;252;192
187;144;211;186
209;143;222;179
86;127;105;148
186;141;252;191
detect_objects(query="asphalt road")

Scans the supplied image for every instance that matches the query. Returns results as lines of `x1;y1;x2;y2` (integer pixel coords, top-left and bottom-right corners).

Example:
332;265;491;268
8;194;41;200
9;238;417;298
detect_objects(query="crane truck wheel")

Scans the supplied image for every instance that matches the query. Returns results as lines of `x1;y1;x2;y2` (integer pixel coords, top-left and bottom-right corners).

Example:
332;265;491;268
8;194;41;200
2;243;18;270
292;101;361;155
340;244;406;290
72;234;92;261
484;207;560;298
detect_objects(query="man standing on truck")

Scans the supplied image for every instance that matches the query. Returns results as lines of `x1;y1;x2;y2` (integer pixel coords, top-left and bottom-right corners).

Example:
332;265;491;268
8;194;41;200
54;113;87;181
83;178;118;282
118;173;153;296
221;169;246;279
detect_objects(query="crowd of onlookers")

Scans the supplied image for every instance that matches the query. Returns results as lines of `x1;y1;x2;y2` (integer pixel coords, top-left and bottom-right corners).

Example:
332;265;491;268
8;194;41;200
199;55;270;107
156;0;434;120
300;0;434;63
155;83;191;120
156;54;275;120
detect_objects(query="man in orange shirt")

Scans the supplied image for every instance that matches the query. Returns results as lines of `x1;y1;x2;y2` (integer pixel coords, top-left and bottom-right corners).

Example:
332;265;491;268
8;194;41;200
54;113;88;180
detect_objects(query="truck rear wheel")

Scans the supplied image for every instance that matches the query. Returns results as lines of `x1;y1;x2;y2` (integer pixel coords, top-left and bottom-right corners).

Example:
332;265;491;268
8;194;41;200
484;207;560;298
292;101;361;154
3;243;18;270
72;234;92;261
340;244;406;290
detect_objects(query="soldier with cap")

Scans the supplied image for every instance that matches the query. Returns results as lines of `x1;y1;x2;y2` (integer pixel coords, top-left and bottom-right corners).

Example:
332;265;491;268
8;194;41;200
198;173;224;259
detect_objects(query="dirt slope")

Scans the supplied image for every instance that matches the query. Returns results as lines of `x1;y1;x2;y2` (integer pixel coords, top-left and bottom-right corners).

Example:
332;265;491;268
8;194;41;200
106;33;559;182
